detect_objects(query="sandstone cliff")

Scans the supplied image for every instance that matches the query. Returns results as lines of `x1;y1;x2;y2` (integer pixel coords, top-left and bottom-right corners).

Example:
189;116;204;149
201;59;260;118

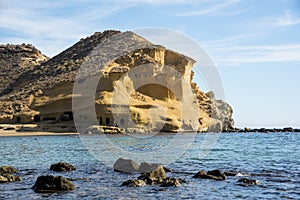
0;30;234;132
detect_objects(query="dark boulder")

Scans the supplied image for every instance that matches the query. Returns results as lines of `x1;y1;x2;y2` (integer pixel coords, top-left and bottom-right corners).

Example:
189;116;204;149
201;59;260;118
32;175;75;193
237;178;259;185
193;170;226;181
138;165;166;185
121;179;146;187
50;162;76;172
0;166;18;174
113;158;139;173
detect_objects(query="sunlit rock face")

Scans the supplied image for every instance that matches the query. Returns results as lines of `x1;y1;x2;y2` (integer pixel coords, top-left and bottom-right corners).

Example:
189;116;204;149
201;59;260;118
0;30;234;132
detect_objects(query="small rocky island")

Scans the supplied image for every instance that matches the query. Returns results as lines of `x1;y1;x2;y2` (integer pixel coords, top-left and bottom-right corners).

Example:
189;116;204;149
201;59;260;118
0;30;236;133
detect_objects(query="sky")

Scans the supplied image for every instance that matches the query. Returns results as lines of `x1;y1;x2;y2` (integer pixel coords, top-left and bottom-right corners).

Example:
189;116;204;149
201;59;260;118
0;0;300;128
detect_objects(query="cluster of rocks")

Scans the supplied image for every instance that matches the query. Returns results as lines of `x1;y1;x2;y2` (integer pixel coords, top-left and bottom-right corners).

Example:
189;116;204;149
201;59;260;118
115;158;260;188
226;127;300;133
32;162;76;193
0;163;76;193
115;159;184;188
0;166;22;183
113;158;171;173
1;160;261;195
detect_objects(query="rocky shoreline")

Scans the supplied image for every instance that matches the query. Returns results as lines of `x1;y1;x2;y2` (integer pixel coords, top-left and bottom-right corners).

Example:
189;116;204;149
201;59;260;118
0;123;299;137
225;127;300;133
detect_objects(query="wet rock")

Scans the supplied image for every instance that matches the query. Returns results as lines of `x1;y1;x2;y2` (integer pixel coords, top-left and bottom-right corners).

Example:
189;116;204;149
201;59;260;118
193;170;226;181
0;175;8;183
0;166;18;174
160;177;185;187
113;158;139;173
0;174;22;183
224;171;239;176
32;175;75;193
138;165;166;185
237;178;259;185
50;162;76;172
121;179;146;187
138;162;172;173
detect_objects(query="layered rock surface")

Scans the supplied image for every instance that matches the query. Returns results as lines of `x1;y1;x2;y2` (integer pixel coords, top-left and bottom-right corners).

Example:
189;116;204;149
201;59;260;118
0;30;234;132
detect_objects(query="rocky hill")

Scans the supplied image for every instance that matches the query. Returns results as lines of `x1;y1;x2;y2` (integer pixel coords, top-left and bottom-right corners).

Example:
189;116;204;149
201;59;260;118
0;30;234;132
0;44;48;94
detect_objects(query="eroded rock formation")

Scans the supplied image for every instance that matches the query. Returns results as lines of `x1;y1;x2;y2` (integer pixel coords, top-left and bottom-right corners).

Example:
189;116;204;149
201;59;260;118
0;30;234;132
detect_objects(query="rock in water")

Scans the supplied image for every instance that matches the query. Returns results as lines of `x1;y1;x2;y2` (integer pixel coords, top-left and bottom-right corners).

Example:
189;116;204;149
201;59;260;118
50;162;76;172
237;178;259;185
0;166;18;174
224;171;239;176
113;158;140;173
0;175;8;183
160;177;183;187
32;175;75;193
138;165;167;185
207;170;227;180
121;179;146;187
193;169;226;181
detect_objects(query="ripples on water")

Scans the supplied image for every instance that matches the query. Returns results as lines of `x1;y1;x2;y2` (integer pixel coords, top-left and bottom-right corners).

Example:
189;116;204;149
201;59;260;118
0;133;299;199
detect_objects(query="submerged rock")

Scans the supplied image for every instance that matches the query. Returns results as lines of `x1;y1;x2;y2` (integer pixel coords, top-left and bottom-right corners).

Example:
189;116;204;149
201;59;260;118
193;169;226;181
121;179;146;187
237;178;259;185
50;162;76;172
159;177;185;187
113;158;140;173
224;171;239;176
122;166;185;187
32;175;75;193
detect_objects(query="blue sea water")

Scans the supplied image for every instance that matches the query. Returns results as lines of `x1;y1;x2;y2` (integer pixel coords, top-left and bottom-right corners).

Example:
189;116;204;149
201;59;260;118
0;133;299;199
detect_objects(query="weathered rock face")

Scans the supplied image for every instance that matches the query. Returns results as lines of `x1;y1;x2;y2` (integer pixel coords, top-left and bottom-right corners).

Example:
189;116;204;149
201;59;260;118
32;175;75;193
0;30;234;132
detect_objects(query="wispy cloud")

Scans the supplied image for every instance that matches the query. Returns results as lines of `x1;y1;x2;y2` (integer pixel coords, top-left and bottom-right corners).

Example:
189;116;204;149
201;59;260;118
0;1;127;56
176;0;240;16
207;43;300;66
276;10;300;26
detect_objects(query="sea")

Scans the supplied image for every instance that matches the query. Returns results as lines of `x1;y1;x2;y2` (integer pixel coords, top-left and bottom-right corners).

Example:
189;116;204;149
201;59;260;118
0;133;299;199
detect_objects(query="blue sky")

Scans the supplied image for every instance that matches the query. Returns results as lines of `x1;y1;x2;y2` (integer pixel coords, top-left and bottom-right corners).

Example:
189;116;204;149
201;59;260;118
0;0;300;128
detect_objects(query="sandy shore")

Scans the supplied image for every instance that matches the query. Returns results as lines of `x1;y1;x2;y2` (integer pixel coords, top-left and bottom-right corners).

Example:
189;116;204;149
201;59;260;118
0;130;78;137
